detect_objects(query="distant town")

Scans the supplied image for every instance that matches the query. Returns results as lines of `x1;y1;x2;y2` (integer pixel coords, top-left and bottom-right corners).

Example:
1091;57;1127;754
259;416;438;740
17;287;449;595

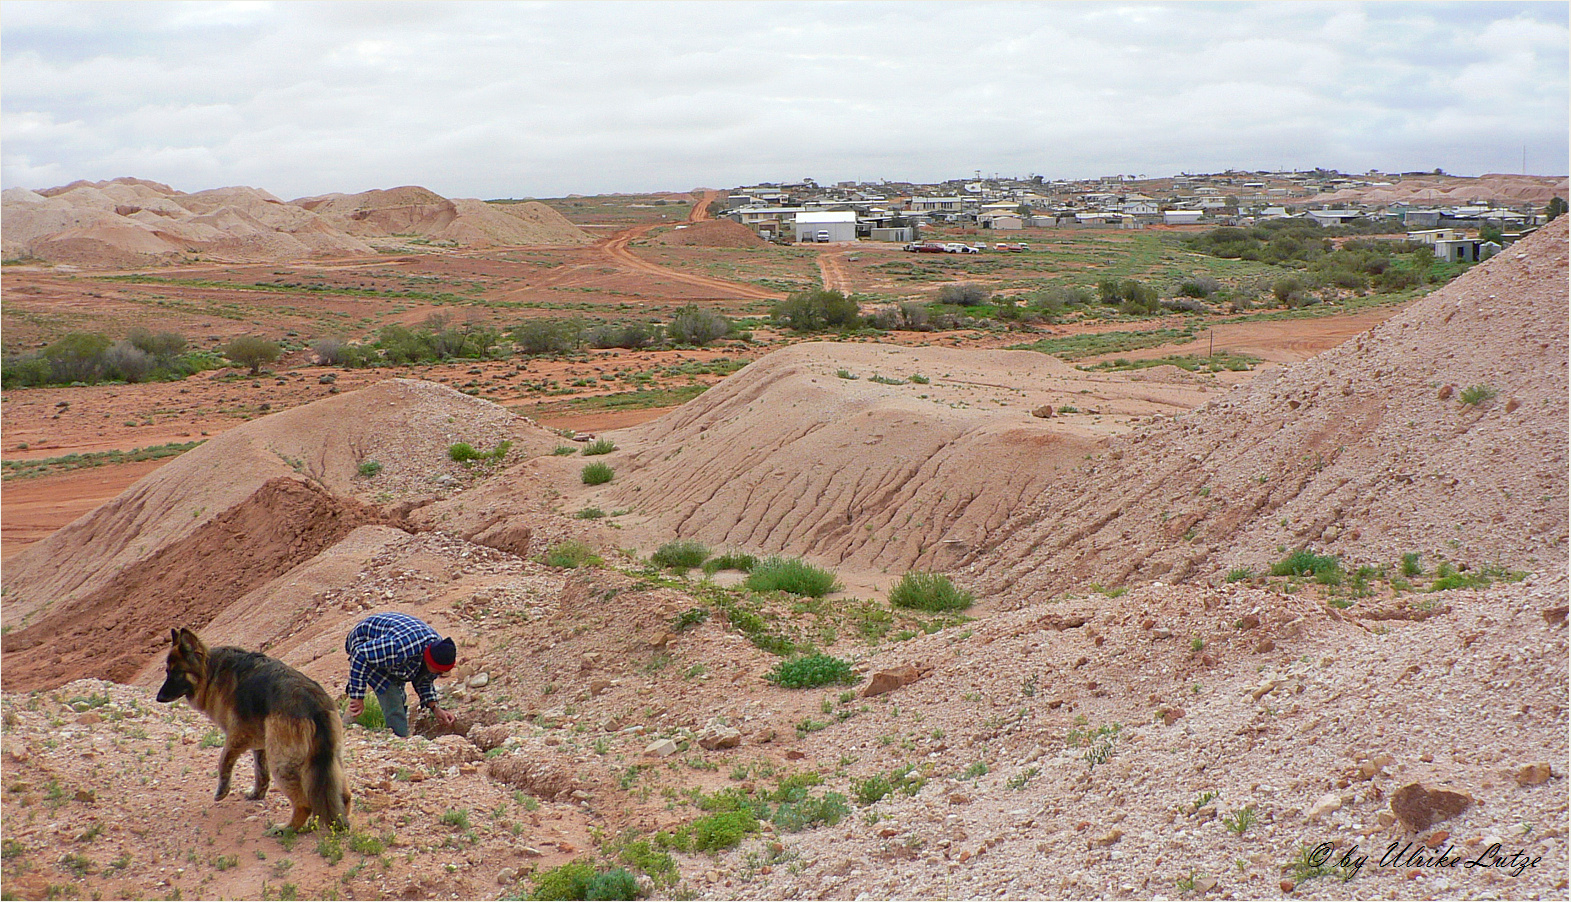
716;168;1566;263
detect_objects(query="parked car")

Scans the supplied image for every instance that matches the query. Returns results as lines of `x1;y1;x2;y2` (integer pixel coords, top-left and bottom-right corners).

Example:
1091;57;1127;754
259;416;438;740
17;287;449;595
816;230;831;242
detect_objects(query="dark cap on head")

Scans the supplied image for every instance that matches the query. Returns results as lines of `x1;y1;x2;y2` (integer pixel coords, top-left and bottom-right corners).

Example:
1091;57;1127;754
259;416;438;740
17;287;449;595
423;637;457;673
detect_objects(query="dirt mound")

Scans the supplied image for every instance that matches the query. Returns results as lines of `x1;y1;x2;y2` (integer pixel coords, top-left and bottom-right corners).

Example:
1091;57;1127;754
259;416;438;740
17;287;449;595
654;218;766;247
0;478;399;692
294;188;593;247
1314;173;1568;207
600;342;1211;572
1;379;559;636
963;218;1569;600
2;180;590;267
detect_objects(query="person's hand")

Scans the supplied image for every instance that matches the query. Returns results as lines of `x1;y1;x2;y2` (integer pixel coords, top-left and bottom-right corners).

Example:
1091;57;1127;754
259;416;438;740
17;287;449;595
432;706;457;728
347;698;364;718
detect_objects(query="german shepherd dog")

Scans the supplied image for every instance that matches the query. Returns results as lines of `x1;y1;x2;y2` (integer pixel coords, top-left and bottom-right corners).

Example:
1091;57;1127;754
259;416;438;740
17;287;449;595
156;628;350;832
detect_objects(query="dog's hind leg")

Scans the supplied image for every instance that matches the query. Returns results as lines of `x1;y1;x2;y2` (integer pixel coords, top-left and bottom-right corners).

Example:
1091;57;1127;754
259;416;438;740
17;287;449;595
248;748;271;800
277;769;312;832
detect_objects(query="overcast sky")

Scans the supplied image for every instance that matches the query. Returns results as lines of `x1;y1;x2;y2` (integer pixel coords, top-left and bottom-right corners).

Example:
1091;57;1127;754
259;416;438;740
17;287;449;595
3;1;1567;199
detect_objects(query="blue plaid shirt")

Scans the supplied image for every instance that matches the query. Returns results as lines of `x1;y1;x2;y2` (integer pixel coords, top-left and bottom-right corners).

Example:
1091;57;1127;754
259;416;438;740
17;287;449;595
345;613;444;709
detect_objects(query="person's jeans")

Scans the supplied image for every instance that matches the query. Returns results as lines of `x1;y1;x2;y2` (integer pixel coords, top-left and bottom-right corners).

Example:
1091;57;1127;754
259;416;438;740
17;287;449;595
375;682;410;737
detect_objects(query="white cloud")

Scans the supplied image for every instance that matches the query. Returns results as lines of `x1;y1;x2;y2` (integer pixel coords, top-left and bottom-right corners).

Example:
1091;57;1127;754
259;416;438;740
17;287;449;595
1;1;1564;197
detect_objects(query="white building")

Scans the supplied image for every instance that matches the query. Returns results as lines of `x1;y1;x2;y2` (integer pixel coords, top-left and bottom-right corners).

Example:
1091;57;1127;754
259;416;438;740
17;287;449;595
795;211;857;243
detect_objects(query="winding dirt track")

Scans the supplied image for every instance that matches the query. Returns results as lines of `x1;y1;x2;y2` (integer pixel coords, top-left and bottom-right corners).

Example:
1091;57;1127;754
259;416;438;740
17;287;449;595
817;251;853;293
598;191;783;301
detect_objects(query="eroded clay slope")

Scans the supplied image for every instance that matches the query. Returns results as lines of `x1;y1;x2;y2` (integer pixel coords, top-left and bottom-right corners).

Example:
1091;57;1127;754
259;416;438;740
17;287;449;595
0;380;560;690
965;219;1569;601
602;342;1213;572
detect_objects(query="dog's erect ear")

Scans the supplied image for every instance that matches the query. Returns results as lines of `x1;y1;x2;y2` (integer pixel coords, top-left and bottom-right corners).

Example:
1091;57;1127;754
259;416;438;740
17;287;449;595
174;628;206;657
170;628;180;645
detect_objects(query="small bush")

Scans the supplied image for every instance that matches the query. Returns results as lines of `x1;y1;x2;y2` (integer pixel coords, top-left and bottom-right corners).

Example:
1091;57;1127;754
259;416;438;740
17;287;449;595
448;442;481;462
543;541;601;569
767;654;855;689
223;335;281;375
581;438;617;456
575;507;606;520
702;551;756;574
773;290;860;331
744;557;840;597
357;460;383;478
672;608;709;631
668;305;731;346
888;571;973;612
937;282;990;307
772;792;849;832
1459;384;1497;406
689;810;759;852
1400;552;1423;577
581;462;614;485
585;869;639;901
1225;567;1253;583
651;540;710;572
440;808;471;829
529;859;598;901
1269;549;1344;585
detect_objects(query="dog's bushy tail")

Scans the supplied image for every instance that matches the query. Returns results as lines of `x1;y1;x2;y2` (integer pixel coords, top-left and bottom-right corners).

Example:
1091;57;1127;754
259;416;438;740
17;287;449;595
305;705;350;831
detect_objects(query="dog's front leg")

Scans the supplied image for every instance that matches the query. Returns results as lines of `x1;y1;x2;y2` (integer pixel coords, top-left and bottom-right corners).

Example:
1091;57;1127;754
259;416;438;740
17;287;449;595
248;748;271;800
215;739;247;800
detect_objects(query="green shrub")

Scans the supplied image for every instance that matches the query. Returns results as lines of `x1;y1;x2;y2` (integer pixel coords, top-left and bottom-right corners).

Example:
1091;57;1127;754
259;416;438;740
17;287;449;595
1400;552;1423;577
672;608;709;631
581;439;617;456
1269;549;1344;585
771;792;849;832
543;540;601;569
702;551;757;574
1459;384;1497;406
512;319;582;356
888;571;973;612
937;282;990;307
767;654;855;689
689;810;759;852
440;808;471;829
586;321;659;351
744;557;840;597
851;765;925;805
357;460;383;478
223;335;281;375
448;442;481;462
585;869;638;901
772;290;860;331
1225;567;1253;583
651;540;709;572
668;305;731;346
576;507;606;520
581;462;614;485
529;859;598;900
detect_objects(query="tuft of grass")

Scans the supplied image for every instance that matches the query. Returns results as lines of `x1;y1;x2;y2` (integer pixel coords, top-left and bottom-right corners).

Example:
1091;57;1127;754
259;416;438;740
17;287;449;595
575;507;606;520
888;571;973;612
542;540;602;569
1225;566;1253;583
744;556;840;597
1270;549;1344;585
356;460;383;478
552;445;578;456
650;540;710;572
702;551;757;574
581;462;614;485
767;654;856;689
1223;805;1257;835
1400;552;1423;577
581;438;616;456
672;607;708;631
1458;384;1497;406
439;808;471;829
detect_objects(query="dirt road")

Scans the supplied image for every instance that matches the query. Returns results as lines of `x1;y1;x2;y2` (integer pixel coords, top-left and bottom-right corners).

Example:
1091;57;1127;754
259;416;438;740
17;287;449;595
598;191;782;300
817;251;853;293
